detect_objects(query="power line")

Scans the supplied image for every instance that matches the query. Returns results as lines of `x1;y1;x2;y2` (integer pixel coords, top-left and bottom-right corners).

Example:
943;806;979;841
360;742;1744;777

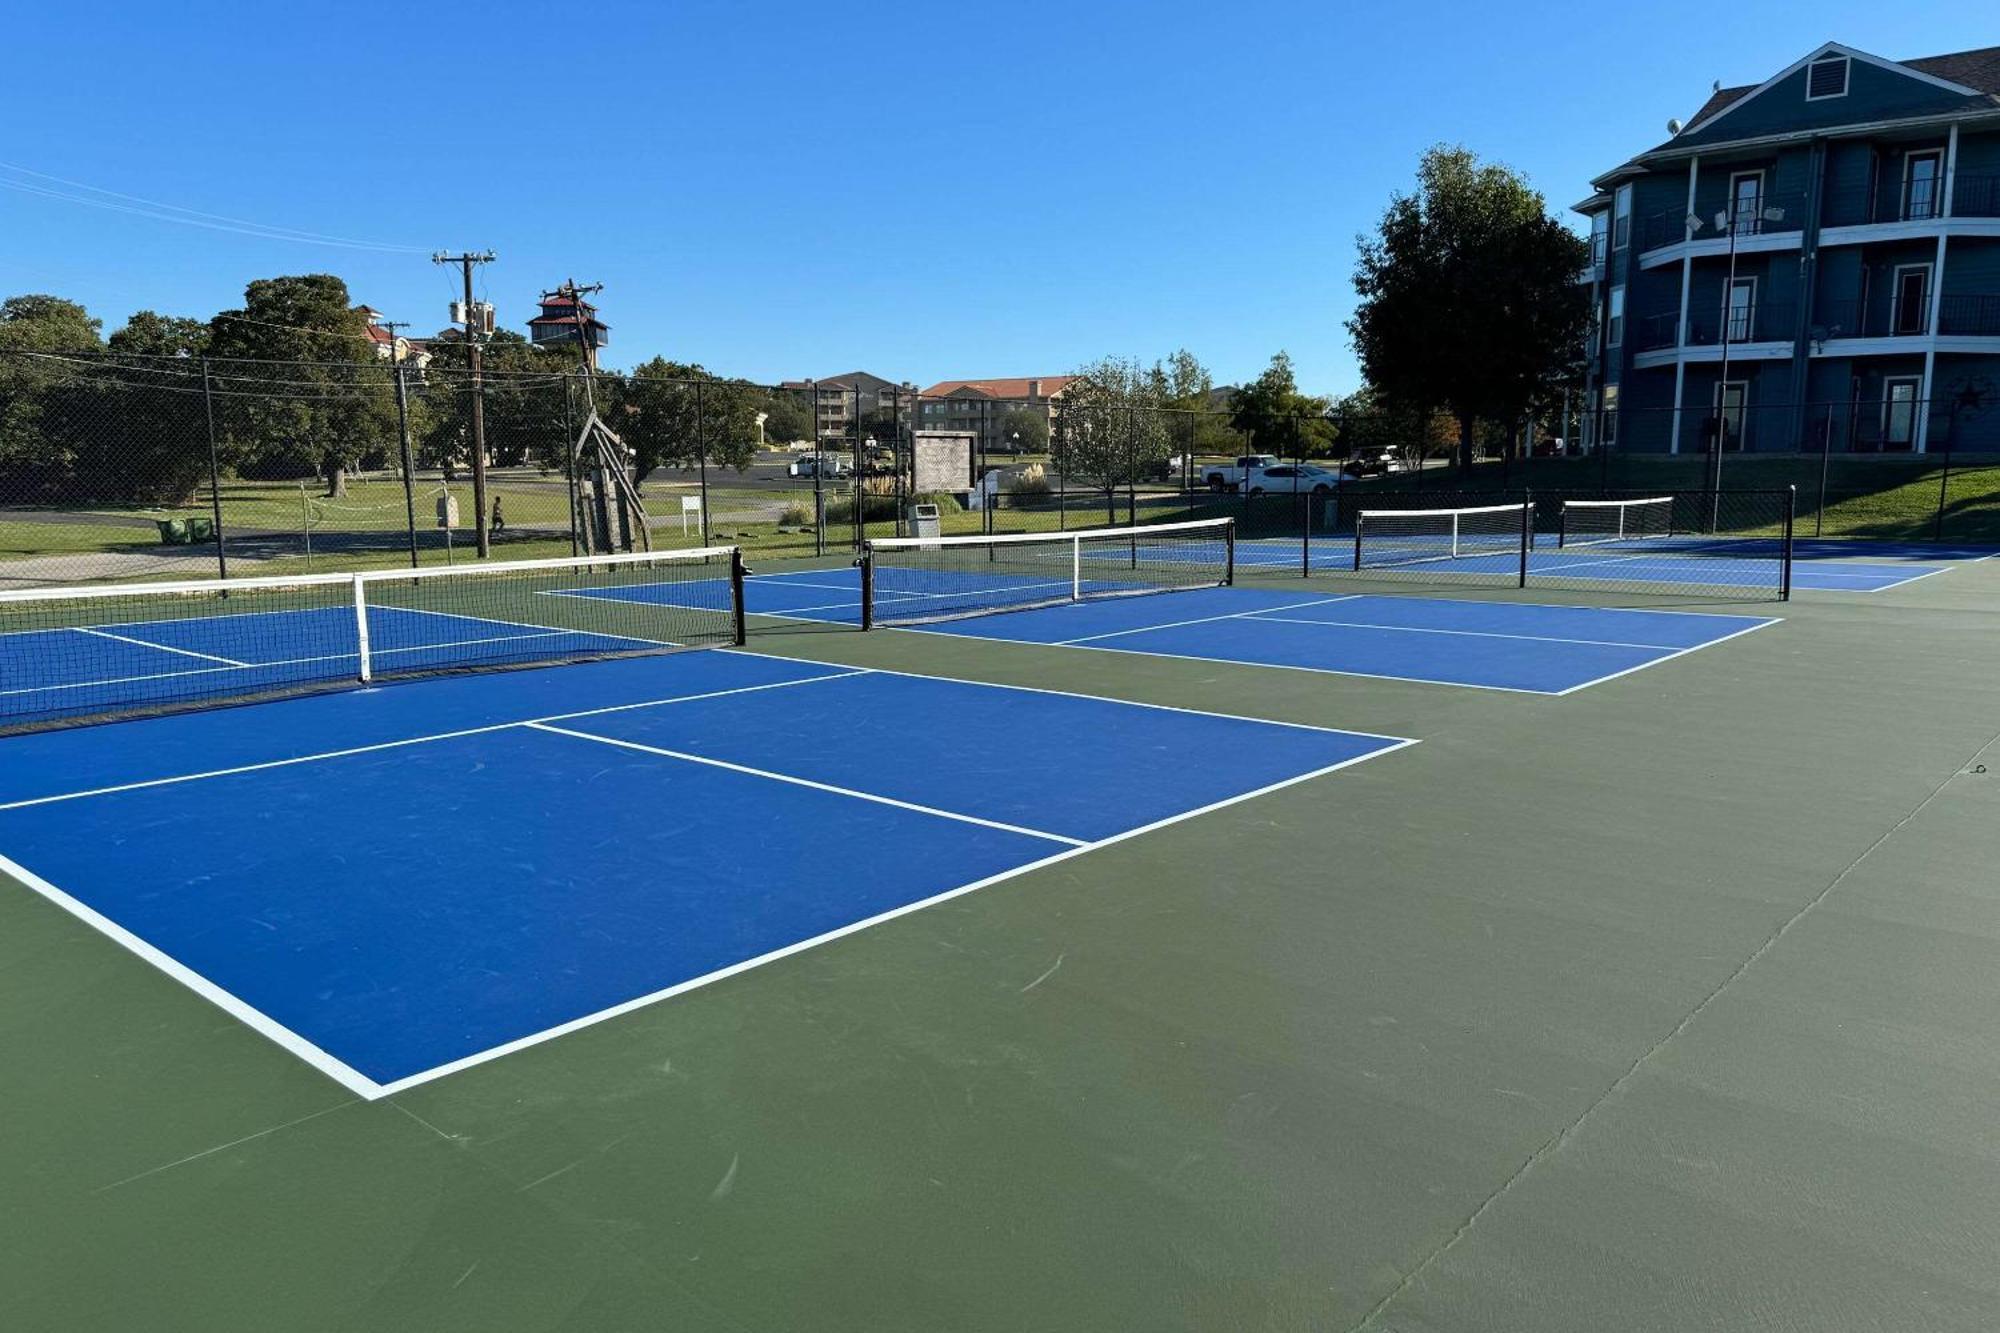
0;160;432;253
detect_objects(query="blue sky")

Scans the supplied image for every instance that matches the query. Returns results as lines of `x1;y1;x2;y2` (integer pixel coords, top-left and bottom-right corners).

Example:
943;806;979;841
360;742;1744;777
1;1;1990;394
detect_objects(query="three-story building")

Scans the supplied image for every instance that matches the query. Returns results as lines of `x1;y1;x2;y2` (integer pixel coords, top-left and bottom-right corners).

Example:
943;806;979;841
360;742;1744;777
1578;42;2000;455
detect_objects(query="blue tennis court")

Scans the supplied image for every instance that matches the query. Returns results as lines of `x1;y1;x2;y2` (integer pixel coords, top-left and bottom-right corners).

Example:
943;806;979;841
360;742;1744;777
593;569;1780;695
1231;533;1973;592
0;649;1411;1095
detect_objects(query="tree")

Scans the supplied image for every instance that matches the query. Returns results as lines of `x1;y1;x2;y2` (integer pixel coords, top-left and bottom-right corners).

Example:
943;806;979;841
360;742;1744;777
109;311;210;358
1336;385;1456;471
608;358;762;479
994;406;1049;454
758;391;813;447
418;329;567;471
1229;351;1337;457
1052;356;1173;521
0;296;106;501
205;275;398;494
1349;145;1591;470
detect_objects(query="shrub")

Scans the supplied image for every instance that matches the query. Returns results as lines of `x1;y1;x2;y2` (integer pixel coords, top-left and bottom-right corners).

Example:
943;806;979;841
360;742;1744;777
777;502;813;526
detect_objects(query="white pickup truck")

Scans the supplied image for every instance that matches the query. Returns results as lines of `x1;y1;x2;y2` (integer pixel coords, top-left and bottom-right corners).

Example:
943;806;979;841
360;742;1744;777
1201;454;1281;491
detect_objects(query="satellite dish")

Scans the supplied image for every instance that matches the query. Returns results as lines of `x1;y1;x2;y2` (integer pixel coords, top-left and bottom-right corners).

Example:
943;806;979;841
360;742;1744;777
1667;118;1683;136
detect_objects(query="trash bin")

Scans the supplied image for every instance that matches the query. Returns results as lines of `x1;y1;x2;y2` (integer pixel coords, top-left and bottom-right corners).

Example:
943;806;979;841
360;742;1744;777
185;515;214;543
908;503;941;539
155;517;189;545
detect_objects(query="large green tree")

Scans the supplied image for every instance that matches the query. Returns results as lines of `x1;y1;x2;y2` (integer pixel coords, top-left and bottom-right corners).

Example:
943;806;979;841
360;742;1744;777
607;358;762;479
0;296;106;500
205;275;398;494
418;329;570;471
1229;351;1337;457
1349;145;1590;470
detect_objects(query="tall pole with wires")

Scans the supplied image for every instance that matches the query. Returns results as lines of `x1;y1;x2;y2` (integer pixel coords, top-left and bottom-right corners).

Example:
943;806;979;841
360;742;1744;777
434;251;496;556
379;321;421;568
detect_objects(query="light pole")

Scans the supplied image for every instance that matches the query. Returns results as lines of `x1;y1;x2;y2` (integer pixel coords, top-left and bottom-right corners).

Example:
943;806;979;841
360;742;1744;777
1688;197;1783;524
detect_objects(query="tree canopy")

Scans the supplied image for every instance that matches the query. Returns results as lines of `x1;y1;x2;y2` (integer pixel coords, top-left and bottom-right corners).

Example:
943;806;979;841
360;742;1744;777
1052;356;1174;512
1229;351;1336;457
1349;145;1590;468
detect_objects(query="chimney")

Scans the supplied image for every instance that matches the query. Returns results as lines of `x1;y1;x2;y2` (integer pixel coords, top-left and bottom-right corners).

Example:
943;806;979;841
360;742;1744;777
1028;379;1043;398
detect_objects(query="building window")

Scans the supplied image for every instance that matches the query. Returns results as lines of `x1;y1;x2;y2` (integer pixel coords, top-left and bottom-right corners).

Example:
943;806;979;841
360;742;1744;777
1606;286;1624;348
1589;212;1608;267
1600;384;1619;447
1891;264;1932;335
1903;151;1943;221
1883;378;1921;449
1806;56;1849;100
1724;277;1756;342
1712;382;1747;451
1613;184;1633;249
1729;171;1765;234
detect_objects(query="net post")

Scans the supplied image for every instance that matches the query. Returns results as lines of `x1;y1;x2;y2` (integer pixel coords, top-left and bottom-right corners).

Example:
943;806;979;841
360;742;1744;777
1071;535;1081;602
859;547;875;630
1225;520;1237;586
1352;514;1363;572
1780;485;1795;601
352;573;372;683
730;547;749;645
1517;492;1531;589
1557;502;1567;550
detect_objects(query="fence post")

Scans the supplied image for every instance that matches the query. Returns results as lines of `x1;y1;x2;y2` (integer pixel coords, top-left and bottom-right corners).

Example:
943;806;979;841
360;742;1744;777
1816;402;1833;539
392;363;419;569
696;378;712;547
562;373;581;557
1781;485;1796;601
198;356;229;580
1518;489;1532;589
1934;406;1953;542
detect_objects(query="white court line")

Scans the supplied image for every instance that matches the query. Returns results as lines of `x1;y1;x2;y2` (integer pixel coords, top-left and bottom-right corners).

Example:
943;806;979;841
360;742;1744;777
1053;596;1360;646
1234;614;1696;651
0;848;384;1099
366;733;1419;1098
71;627;249;667
1548;615;1782;696
715;648;1409;741
527;722;1087;846
0;668;872;813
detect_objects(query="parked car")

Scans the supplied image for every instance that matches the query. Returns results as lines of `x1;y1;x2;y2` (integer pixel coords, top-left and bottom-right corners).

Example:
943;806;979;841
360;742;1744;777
1244;464;1342;496
786;454;853;479
1202;454;1281;491
1341;451;1404;478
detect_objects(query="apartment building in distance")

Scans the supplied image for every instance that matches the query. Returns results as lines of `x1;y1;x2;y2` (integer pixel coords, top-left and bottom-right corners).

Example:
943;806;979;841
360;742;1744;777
917;377;1077;453
1577;42;2000;454
776;372;912;443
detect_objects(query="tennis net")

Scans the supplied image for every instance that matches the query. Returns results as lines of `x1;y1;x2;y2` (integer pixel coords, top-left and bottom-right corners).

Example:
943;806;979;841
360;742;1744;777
1353;502;1528;570
0;546;745;733
861;518;1233;627
1559;496;1674;548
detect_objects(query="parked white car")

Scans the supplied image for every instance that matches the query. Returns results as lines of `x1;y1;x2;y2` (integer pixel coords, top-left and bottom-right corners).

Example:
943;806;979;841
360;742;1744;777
787;455;852;479
1244;464;1342;496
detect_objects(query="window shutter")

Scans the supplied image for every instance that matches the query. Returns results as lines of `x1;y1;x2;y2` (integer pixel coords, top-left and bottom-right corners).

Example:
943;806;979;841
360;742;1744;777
1807;57;1848;99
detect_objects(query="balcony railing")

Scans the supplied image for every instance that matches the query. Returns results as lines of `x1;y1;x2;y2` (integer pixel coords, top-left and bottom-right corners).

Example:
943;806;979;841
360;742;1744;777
1938;294;2000;337
1822;173;2000;226
1637;192;1807;255
1685;300;1796;346
1636;312;1682;352
1809;294;2000;341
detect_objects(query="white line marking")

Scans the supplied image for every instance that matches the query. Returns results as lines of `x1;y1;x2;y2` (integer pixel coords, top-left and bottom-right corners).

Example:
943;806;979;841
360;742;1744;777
1235;614;1696;651
713;647;1411;740
527;722;1087;846
1053;596;1360;645
0;849;387;1099
72;627;249;666
0;668;872;812
366;736;1420;1097
1548;616;1782;696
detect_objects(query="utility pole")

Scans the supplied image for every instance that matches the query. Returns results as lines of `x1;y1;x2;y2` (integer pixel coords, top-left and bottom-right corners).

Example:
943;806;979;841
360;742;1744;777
379;320;422;569
433;251;497;556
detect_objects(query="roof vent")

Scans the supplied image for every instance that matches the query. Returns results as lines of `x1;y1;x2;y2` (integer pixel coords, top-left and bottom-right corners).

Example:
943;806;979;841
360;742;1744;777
1807;56;1849;100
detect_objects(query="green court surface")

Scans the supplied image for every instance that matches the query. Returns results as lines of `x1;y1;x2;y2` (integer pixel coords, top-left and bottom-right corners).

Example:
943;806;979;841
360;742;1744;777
5;560;2000;1331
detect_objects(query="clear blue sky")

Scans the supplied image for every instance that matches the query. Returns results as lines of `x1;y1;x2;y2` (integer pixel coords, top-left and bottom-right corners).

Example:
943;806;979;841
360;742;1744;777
1;1;1990;395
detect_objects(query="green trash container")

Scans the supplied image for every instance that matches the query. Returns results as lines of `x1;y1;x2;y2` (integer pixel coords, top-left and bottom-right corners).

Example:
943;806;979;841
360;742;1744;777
155;517;189;545
186;515;214;543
